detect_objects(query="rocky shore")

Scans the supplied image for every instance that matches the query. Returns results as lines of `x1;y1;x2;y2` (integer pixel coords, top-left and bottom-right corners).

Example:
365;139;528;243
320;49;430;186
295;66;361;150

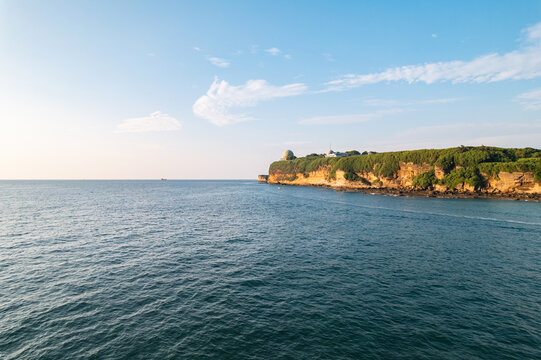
265;181;541;201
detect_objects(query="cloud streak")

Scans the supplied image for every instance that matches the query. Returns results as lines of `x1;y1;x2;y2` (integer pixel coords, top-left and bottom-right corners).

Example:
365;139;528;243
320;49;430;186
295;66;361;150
266;47;281;56
300;109;404;125
326;22;541;91
381;121;541;149
116;111;182;133
193;77;307;126
363;97;459;106
516;88;541;110
207;57;230;68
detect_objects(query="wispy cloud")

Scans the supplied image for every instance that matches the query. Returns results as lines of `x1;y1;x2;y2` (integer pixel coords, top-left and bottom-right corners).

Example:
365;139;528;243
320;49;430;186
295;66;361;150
378;121;541;149
431;34;438;38
193;77;307;126
326;22;541;91
362;99;399;107
193;46;201;52
516;88;541;110
116;111;182;133
265;140;312;147
417;98;458;104
346;121;541;151
300;109;404;125
284;54;292;60
362;97;459;106
266;47;281;56
207;57;230;68
322;53;335;62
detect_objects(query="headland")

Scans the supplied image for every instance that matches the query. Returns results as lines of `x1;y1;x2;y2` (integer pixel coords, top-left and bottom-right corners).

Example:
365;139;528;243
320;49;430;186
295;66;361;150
259;146;541;201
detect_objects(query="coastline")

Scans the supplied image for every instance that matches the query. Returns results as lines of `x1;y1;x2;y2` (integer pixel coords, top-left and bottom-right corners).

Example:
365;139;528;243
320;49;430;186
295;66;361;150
265;181;541;202
264;147;541;202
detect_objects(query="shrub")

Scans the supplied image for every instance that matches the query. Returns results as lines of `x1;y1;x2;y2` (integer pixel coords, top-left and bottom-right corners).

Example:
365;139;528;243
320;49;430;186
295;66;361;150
282;174;297;181
435;155;455;173
412;169;436;189
443;167;486;190
344;171;361;181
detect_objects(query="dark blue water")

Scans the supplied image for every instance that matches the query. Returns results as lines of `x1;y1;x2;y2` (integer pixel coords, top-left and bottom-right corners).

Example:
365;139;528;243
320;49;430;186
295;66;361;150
1;180;540;359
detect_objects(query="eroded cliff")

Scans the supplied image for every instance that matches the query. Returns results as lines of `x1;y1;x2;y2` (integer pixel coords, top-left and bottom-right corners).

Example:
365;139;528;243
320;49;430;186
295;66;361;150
268;162;540;195
264;147;541;199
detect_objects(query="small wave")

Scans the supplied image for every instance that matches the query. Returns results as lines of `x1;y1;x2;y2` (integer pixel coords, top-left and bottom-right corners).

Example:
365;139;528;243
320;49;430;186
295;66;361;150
272;190;541;226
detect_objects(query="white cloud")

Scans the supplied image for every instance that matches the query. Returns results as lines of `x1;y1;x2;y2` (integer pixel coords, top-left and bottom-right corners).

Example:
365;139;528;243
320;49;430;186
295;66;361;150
322;53;335;62
299;109;404;125
362;98;399;107
207;57;230;68
516;88;541;110
417;98;458;104
193;46;201;51
378;121;541;149
431;34;438;38
266;47;281;56
284;54;292;60
265;140;312;147
147;52;156;57
326;22;541;91
283;140;311;146
116;111;182;133
346;121;541;151
362;97;458;106
193;77;307;126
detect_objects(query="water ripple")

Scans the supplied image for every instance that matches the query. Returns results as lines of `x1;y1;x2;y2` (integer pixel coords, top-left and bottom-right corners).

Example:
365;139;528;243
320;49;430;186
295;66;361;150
0;180;540;359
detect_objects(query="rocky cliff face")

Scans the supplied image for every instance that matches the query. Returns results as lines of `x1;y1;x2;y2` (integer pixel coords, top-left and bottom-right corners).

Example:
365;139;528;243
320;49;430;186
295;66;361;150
267;162;541;195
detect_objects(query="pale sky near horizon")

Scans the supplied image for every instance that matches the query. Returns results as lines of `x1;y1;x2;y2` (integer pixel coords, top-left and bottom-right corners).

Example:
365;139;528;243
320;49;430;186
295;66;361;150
1;0;541;179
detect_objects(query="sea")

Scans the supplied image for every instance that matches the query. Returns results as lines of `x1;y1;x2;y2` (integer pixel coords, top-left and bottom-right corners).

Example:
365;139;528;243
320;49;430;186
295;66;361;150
0;180;540;359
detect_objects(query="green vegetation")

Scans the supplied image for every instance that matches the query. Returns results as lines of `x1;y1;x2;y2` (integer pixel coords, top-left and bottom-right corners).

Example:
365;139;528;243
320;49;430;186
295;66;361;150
279;174;297;181
346;150;360;155
343;171;360;181
412;169;436;189
269;146;541;188
477;158;541;182
442;167;486;190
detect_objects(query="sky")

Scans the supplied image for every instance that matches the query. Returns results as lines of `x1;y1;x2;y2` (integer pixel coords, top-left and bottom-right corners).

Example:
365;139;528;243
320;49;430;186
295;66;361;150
1;0;541;179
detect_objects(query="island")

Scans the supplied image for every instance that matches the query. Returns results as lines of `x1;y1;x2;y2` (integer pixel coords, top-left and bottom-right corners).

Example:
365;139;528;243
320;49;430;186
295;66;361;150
259;146;541;201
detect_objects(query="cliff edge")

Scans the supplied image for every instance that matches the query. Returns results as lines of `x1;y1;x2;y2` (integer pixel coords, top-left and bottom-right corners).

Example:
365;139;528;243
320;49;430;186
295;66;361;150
263;146;541;200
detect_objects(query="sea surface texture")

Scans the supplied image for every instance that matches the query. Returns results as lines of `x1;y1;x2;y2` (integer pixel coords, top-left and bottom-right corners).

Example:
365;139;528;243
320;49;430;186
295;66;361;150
1;180;540;359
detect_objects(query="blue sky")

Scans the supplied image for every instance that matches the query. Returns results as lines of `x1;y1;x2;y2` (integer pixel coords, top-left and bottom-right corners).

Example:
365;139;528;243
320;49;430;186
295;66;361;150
1;0;541;179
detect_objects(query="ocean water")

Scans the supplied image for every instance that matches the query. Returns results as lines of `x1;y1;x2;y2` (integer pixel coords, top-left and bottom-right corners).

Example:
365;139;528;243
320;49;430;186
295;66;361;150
0;180;540;360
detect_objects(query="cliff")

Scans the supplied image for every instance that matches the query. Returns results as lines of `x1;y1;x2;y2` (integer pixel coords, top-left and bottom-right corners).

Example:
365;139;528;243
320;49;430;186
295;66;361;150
264;146;541;200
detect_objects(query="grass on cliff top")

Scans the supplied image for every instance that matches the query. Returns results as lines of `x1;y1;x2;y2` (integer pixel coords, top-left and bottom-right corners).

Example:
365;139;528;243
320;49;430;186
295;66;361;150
269;146;541;182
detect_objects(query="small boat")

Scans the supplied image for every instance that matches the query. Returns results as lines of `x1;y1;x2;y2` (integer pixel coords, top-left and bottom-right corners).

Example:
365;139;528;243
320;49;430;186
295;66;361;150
160;178;167;181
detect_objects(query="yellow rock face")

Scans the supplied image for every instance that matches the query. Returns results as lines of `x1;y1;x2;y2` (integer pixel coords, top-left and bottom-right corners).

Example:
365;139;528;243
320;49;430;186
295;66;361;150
268;162;540;195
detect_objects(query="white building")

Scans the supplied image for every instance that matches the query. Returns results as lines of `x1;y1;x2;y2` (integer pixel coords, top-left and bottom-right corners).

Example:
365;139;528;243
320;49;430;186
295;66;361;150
325;149;349;158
